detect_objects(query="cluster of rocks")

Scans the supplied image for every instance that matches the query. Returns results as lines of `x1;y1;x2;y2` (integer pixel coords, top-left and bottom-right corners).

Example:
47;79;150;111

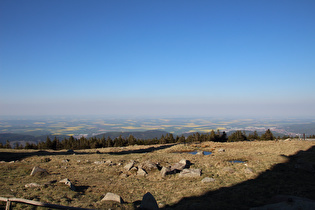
102;192;159;210
120;159;202;178
26;166;77;191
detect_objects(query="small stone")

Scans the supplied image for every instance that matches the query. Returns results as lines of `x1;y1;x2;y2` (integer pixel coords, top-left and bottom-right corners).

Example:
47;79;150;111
179;168;201;178
59;178;76;191
62;159;69;163
25;183;42;188
105;160;113;166
201;177;215;183
59;178;71;183
179;159;188;165
137;168;148;176
196;151;204;155
161;166;171;177
102;192;123;203
30;166;48;176
140;192;159;210
141;161;158;171
218;148;225;152
94;161;104;164
124;160;135;171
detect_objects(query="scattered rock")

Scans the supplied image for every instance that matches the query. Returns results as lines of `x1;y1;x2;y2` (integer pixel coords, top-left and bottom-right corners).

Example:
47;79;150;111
124;160;135;171
140;192;159;210
105;160;113;166
137;167;148;176
141;161;158;171
30;166;49;176
201;177;215;183
196;151;204;155
25;183;42;188
59;178;76;191
161;166;171;177
171;159;189;172
179;168;201;178
102;192;123;203
218;148;225;152
62;159;70;163
179;159;189;166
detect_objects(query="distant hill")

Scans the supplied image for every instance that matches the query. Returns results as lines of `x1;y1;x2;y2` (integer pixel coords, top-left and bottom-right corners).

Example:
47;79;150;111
0;133;68;146
281;122;315;136
93;130;170;140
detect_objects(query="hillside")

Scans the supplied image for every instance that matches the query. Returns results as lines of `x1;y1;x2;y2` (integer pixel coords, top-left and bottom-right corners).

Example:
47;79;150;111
0;140;314;209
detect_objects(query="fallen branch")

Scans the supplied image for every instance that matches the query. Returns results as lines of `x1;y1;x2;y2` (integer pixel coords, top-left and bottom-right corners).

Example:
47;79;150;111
0;197;94;210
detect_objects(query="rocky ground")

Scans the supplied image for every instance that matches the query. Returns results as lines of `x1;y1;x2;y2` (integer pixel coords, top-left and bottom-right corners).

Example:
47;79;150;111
0;139;315;209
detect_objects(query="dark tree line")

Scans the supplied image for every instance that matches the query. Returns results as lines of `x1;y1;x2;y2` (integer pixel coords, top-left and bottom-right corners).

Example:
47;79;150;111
1;129;310;150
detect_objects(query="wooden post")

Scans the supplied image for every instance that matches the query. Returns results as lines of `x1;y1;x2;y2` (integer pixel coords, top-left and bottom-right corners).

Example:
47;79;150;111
5;200;11;210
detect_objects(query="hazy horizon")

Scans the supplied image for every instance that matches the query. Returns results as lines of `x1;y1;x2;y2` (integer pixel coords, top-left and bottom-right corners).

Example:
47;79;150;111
1;1;315;117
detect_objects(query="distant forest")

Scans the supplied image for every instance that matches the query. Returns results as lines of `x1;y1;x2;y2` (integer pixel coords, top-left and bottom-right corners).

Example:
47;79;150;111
1;129;313;150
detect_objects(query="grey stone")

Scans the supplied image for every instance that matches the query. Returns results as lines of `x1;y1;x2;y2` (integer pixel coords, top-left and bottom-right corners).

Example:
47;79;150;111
124;160;135;171
171;162;185;171
179;168;201;177
141;161;158;171
201;177;215;183
105;160;113;166
102;192;123;203
94;161;104;164
59;178;76;191
137;167;148;176
30;166;48;176
25;183;42;188
179;159;188;165
197;151;204;155
161;166;171;177
140;192;159;210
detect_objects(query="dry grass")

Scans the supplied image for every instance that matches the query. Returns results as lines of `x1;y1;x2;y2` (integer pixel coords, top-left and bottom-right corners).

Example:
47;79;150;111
1;140;315;209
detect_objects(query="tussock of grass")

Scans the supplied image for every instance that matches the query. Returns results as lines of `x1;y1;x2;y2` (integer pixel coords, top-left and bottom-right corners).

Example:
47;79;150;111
1;140;315;209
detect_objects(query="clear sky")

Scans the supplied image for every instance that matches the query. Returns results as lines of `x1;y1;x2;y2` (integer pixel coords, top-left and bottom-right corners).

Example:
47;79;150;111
1;0;315;117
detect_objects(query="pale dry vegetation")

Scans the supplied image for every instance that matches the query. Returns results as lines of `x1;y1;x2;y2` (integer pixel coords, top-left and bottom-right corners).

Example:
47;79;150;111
1;140;315;209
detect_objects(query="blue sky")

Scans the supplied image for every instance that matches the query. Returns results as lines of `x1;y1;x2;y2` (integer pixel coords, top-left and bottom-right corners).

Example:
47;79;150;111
1;0;315;117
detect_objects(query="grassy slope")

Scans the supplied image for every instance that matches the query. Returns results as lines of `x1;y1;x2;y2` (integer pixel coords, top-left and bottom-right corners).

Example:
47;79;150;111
0;140;315;209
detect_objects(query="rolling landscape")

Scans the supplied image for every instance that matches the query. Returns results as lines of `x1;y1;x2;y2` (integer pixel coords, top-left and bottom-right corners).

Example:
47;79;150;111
1;116;315;147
